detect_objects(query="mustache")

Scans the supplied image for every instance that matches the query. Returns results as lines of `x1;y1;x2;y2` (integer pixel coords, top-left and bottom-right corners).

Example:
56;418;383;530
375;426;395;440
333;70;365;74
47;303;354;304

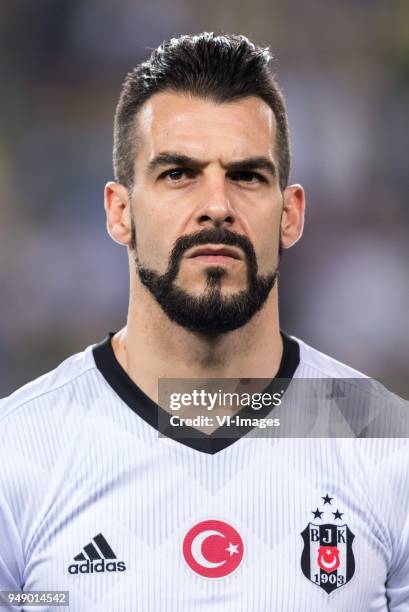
169;227;257;267
160;227;259;285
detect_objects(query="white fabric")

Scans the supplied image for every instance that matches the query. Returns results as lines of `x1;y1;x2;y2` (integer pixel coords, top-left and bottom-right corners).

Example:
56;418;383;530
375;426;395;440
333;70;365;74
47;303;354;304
0;336;408;611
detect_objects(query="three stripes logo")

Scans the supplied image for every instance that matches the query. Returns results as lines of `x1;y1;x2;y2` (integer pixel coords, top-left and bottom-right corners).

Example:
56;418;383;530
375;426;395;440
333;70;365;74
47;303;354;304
68;533;126;575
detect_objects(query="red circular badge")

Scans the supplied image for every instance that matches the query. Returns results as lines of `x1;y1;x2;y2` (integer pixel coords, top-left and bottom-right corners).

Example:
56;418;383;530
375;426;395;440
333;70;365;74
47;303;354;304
182;519;244;579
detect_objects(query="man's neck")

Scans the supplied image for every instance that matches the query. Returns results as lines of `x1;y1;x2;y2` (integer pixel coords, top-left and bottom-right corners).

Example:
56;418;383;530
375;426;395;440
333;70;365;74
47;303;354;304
111;286;283;405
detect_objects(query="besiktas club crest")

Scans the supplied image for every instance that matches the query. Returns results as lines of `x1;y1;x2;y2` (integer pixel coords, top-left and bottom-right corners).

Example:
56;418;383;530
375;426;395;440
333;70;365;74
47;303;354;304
300;496;355;594
182;519;244;579
301;493;355;594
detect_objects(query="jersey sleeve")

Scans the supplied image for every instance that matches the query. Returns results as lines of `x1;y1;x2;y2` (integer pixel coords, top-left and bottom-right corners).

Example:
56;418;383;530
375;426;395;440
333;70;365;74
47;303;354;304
384;437;409;611
0;489;24;589
386;510;409;610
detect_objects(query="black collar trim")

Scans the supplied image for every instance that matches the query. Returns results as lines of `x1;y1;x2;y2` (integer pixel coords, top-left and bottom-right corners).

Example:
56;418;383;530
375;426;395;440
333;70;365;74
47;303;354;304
92;331;300;454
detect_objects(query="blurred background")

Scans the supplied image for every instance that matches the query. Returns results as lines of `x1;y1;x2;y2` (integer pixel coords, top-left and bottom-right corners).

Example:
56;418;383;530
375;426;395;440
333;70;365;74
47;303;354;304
0;0;408;398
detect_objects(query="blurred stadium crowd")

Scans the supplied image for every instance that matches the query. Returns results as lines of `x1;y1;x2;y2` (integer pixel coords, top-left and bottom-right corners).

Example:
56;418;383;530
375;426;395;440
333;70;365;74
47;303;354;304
0;0;408;397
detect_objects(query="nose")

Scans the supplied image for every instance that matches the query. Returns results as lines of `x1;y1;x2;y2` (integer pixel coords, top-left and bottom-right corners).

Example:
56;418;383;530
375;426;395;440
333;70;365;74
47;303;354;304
195;172;236;228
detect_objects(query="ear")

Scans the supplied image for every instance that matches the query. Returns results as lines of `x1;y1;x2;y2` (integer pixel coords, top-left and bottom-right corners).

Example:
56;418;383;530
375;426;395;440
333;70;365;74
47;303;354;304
280;184;305;249
104;181;132;246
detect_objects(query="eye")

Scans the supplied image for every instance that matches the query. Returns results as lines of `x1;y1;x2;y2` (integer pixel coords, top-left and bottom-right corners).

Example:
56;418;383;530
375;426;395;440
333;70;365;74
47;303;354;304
229;170;267;184
159;168;195;182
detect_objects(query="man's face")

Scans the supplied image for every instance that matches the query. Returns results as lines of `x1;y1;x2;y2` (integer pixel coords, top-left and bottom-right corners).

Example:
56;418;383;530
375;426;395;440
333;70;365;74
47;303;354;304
129;92;284;335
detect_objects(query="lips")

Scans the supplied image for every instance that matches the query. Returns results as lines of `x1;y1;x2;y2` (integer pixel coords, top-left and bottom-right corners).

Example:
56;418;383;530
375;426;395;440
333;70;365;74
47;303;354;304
187;246;242;260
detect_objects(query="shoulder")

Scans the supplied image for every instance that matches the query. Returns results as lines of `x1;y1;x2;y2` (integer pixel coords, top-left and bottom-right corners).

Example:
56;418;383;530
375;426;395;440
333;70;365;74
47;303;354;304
290;333;408;435
0;342;98;424
0;341;106;517
292;335;368;379
0;342;107;570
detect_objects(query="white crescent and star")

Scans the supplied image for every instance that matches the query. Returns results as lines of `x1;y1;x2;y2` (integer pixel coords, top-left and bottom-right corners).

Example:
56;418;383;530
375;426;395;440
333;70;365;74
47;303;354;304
190;530;240;568
320;549;338;570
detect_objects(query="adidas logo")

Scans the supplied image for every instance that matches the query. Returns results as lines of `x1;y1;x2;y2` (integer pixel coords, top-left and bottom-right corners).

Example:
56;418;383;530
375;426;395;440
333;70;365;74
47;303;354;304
68;533;126;574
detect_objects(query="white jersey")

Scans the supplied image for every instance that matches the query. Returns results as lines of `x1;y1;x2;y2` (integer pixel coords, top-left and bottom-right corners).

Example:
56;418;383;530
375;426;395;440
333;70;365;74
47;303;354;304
0;332;408;611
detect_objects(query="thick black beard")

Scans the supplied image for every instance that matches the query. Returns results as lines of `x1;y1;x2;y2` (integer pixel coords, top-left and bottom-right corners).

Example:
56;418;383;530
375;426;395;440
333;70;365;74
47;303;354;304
133;224;280;335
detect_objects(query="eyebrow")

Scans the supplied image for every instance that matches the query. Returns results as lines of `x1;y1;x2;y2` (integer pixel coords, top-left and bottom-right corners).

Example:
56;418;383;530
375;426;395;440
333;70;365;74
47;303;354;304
147;152;277;178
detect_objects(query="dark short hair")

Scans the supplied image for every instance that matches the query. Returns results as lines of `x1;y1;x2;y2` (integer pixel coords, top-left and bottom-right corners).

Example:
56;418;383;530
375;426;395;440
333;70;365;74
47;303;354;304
113;32;291;192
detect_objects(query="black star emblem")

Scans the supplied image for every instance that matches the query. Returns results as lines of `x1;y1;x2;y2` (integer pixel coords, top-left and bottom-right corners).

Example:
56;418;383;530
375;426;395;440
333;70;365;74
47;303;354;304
333;509;343;520
312;508;323;519
322;494;333;505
